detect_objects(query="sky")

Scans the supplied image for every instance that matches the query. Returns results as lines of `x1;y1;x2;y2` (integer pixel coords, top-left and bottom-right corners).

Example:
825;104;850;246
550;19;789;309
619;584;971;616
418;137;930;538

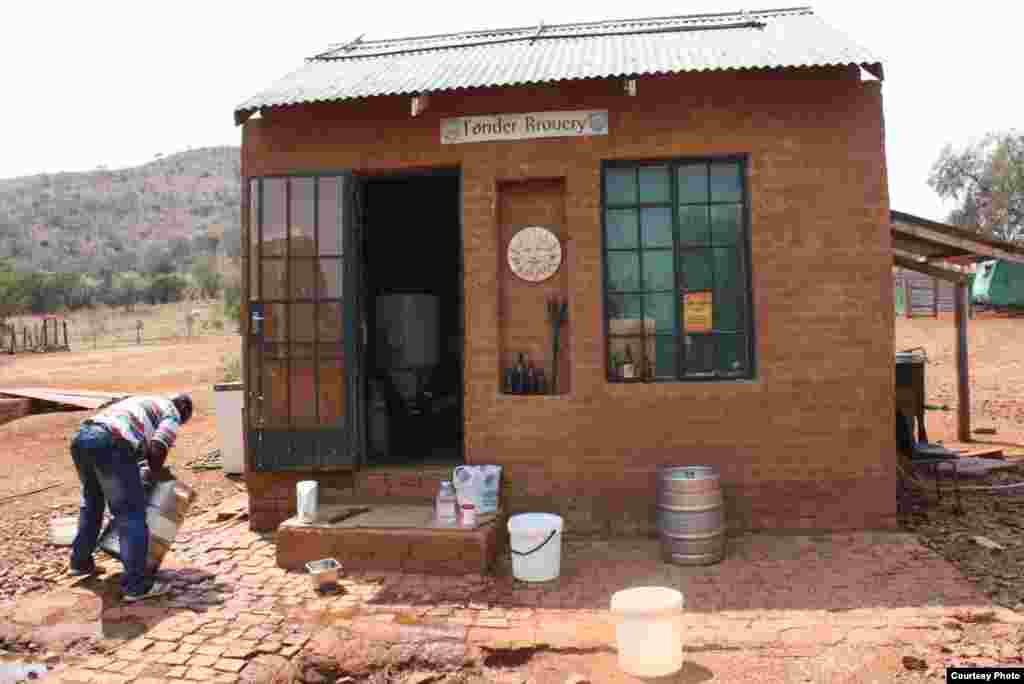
2;1;1021;222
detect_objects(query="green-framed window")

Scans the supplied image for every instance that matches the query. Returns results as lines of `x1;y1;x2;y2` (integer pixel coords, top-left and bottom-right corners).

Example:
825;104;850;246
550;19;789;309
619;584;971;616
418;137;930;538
602;158;754;382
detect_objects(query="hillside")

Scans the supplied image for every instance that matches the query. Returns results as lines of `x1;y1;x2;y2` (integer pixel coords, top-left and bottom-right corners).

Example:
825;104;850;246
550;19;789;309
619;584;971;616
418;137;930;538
0;146;241;276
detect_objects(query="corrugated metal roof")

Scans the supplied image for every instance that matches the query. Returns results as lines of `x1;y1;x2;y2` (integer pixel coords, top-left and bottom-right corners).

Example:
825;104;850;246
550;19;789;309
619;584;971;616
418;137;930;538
235;7;882;123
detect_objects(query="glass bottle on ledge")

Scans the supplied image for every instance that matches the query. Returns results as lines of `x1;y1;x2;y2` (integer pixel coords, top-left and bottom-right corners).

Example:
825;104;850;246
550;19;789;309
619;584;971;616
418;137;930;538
512;352;526;394
622;345;636;380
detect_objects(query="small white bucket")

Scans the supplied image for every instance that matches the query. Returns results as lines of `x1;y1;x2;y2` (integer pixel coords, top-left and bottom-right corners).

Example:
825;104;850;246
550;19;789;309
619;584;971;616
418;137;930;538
296;481;318;524
49;516;78;546
508;513;563;582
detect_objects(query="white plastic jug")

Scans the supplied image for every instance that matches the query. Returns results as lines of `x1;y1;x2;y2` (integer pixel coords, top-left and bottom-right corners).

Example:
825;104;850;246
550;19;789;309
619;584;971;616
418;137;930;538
296;481;318;524
508;513;563;582
452;465;502;514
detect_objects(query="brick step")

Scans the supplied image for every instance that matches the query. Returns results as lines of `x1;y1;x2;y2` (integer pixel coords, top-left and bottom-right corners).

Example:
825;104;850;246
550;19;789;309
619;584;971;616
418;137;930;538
276;504;507;576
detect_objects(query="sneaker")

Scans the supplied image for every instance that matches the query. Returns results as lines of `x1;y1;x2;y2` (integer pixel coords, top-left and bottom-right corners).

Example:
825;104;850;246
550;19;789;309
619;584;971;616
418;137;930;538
123;581;170;603
66;564;100;578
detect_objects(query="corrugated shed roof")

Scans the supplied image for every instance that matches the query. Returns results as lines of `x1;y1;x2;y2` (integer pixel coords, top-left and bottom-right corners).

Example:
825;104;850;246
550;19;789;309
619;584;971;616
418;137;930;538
235;7;882;124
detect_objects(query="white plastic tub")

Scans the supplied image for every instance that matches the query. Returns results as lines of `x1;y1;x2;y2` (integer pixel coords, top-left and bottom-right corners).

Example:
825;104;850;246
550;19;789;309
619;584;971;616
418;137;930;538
508;513;563;582
610;586;684;678
48;516;78;546
213;382;244;474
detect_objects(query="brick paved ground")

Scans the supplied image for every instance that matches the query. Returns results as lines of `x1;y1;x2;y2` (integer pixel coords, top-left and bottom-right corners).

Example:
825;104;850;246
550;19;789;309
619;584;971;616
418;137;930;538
3;497;1020;683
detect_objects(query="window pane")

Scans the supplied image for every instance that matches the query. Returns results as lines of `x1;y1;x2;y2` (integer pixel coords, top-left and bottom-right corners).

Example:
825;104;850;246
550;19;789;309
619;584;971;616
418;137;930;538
654;336;678;379
607;293;643;324
638;165;670;203
679;250;713;291
318;302;343;342
262;259;286;300
683;334;714;375
318;359;346;425
318;177;343;256
713;248;744;331
318;259;343;299
262;178;287;257
291;303;314;342
247;342;261;424
715;334;748;376
292;343;313;359
646;293;675;334
608;252;640;292
263;360;288;426
290;178;315;257
605;209;638;249
249;179;259;301
710;162;742;203
642;250;674;291
710;204;741;245
677;164;708;204
264;303;287;342
678;205;709;245
606;168;636;205
290;259;317;300
290;360;317;426
641;207;673;248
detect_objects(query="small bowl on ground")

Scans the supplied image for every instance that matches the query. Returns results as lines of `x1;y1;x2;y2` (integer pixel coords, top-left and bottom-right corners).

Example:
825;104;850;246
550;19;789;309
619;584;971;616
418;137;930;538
305;558;342;592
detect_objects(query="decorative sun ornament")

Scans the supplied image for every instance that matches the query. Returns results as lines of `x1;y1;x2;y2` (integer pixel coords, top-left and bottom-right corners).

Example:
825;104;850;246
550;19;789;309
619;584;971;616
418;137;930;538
507;226;562;282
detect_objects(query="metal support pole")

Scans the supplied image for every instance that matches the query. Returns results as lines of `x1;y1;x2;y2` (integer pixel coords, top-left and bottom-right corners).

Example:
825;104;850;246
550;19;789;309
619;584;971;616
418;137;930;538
955;282;971;442
933;278;939;318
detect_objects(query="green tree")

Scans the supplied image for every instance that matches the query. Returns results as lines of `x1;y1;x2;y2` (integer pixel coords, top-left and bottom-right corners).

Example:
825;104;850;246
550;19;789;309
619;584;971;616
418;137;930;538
0;260;28;328
929;132;1024;242
191;256;224;299
148;273;188;304
113;271;149;311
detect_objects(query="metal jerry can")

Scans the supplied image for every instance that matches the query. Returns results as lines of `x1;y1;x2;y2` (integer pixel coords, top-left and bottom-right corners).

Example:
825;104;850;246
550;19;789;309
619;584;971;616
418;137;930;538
98;478;196;572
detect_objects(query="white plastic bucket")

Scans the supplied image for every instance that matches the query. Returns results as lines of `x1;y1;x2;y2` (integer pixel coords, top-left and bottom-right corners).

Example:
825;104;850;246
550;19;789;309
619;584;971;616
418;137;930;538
213;382;244;474
49;516;78;546
508;513;563;582
297;481;318;524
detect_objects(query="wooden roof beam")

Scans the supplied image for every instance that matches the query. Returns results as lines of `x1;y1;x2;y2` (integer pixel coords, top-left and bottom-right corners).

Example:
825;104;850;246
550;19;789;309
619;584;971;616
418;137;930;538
893;253;968;283
893;221;1024;266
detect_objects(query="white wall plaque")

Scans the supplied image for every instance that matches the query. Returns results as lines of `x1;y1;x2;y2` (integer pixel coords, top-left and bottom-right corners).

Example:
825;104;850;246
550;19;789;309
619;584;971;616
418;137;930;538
507;226;562;283
441;110;608;144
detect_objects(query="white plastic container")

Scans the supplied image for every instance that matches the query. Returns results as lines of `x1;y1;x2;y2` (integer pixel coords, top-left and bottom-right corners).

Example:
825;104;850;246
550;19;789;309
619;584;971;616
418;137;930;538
305;558;341;592
435;481;457;525
296;481;318;524
610;587;684;678
49;516;78;546
452;465;502;514
508;513;563;582
213;382;244;474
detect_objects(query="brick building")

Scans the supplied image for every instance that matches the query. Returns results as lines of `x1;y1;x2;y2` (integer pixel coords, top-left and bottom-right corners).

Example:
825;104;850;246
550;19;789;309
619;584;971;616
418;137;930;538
236;7;897;536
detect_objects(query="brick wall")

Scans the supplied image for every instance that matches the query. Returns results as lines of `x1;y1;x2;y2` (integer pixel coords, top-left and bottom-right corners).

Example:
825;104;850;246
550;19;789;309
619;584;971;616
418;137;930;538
242;66;896;535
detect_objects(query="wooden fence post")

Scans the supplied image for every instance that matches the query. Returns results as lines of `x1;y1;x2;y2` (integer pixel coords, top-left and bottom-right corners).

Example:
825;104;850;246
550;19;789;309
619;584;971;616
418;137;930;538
63;321;69;349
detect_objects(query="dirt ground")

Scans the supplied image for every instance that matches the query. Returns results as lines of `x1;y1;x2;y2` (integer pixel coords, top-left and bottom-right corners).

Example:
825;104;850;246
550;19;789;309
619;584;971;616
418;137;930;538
0;315;1022;616
0;335;242;603
895;314;1024;618
896;313;1024;453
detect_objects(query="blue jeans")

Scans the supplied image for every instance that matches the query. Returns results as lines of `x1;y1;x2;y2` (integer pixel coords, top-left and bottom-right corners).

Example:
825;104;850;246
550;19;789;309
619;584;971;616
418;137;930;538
70;424;151;596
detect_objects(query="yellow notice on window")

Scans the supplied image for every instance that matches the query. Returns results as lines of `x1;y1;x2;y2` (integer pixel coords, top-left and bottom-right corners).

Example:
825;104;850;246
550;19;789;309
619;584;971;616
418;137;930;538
683;291;713;333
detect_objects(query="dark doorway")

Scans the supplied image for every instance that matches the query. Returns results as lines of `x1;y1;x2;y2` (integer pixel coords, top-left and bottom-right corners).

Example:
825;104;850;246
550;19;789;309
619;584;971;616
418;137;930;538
362;172;463;465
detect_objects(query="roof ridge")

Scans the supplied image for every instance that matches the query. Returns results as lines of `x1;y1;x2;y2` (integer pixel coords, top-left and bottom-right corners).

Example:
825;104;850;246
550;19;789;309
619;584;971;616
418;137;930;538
313;6;812;59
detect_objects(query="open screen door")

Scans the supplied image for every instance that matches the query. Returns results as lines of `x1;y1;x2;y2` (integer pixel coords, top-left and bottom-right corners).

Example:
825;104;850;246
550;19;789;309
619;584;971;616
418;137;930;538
245;173;364;470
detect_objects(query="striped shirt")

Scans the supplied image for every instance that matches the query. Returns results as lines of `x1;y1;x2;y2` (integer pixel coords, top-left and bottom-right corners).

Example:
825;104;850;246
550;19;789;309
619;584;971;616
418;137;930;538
87;396;181;452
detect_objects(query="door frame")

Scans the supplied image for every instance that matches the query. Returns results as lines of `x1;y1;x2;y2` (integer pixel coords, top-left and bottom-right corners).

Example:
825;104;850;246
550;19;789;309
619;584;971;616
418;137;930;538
243;171;363;472
357;166;465;467
243;166;464;472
